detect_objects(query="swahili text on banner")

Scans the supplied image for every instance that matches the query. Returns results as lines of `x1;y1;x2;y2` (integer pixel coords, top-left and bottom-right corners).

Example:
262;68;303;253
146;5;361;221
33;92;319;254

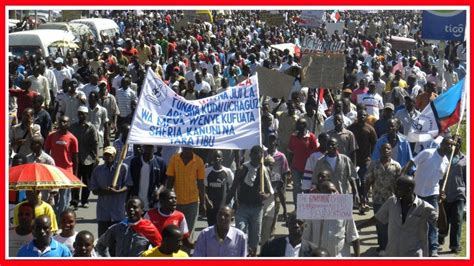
128;69;261;149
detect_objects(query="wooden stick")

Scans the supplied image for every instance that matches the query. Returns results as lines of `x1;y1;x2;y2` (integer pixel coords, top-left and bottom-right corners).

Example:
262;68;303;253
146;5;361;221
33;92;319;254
440;119;463;193
111;143;129;188
260;154;265;193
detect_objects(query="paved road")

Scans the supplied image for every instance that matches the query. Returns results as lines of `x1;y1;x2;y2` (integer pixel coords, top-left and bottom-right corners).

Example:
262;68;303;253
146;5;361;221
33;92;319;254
74;187;455;257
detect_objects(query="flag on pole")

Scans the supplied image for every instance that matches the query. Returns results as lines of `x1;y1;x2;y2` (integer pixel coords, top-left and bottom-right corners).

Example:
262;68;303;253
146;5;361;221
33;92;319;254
330;10;341;22
407;79;466;142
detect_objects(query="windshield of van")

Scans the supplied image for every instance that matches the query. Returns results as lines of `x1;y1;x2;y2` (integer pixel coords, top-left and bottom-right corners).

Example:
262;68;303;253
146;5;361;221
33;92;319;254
100;29;118;39
10;46;41;57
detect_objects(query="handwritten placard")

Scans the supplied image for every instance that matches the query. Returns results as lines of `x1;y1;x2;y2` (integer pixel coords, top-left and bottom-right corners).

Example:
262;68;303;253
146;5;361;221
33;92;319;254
261;12;285;26
301;53;345;88
297;193;353;220
256;66;294;98
299;10;325;28
300;36;345;53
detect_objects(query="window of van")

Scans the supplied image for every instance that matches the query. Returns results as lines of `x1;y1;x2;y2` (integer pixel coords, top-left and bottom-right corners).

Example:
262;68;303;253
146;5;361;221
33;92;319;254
10;46;40;57
100;29;118;38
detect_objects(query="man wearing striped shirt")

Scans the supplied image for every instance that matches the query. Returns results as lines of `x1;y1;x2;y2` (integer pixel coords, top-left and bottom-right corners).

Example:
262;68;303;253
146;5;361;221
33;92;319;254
357;81;384;120
115;76;137;130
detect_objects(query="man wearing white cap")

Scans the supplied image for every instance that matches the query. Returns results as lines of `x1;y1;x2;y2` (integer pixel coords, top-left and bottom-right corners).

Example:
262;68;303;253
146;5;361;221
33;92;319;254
51;57;72;93
69;105;99;210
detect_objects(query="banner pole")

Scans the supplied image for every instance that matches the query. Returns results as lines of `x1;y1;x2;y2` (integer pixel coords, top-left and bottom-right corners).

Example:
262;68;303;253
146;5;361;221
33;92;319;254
441;84;466;193
111;142;129;188
440;119;463;193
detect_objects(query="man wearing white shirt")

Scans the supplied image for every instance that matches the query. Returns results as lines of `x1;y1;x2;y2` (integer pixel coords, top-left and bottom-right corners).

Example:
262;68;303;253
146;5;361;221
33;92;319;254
279;55;299;73
52;57;72;95
111;67;125;91
357;81;384;120
201;67;215;90
402;137;456;257
185;61;200;83
27;66;50;107
323;100;353;133
356;63;373;83
40;63;58;103
194;72;211;93
403;57;421;80
372;70;386;96
80;74;99;98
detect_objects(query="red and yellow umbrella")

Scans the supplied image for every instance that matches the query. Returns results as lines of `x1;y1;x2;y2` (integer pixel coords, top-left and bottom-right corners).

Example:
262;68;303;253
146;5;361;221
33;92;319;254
9;163;86;190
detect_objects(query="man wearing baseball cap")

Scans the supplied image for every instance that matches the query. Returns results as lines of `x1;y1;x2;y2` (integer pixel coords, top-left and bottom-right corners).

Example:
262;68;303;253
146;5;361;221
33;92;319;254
374;103;395;138
69;105;98;210
89;145;132;237
52;57;72;93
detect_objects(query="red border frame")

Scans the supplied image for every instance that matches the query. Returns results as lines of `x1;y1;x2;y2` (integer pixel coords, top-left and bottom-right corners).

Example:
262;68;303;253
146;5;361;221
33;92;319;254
2;1;471;266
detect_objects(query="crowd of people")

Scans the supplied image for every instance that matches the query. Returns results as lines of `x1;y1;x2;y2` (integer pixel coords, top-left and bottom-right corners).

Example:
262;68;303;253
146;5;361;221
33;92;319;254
8;9;466;258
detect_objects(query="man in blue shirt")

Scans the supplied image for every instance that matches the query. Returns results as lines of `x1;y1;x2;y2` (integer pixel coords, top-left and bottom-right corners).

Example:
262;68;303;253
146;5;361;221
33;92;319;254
193;206;247;257
90;146;132;237
17;215;71;257
372;118;413;169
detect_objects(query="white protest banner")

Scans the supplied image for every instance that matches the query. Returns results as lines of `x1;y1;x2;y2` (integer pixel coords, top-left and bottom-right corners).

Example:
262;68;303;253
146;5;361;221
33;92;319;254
256;66;294;98
300;36;345;53
299;10;325;28
326;22;344;36
297;193;353;220
128;69;261;149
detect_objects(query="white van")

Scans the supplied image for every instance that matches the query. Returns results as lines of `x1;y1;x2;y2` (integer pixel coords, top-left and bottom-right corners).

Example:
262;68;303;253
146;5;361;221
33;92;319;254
9;29;75;57
70;18;119;42
38;22;93;42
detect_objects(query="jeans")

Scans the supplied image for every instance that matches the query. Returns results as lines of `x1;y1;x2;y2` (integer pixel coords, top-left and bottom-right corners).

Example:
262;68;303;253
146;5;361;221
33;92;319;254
357;164;368;202
291;169;304;209
235;204;263;250
177;202;199;234
373;202;388;250
71;163;94;206
260;212;274;246
54;189;71;222
419;195;439;252
439;199;465;250
206;205;219;226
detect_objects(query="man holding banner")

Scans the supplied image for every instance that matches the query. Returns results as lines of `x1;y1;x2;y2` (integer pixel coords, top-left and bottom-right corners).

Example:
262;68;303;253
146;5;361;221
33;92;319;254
225;146;272;256
401;137;455;257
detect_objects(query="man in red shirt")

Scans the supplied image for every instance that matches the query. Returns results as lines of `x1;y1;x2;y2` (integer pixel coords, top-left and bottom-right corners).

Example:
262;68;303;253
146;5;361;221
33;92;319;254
9;79;39;119
145;190;193;249
44;115;79;220
288;118;318;209
122;39;138;61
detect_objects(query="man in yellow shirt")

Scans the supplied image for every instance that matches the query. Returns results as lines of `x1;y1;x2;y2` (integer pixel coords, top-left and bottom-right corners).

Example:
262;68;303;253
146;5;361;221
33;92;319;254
13;190;58;233
141;224;188;257
166;148;206;235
